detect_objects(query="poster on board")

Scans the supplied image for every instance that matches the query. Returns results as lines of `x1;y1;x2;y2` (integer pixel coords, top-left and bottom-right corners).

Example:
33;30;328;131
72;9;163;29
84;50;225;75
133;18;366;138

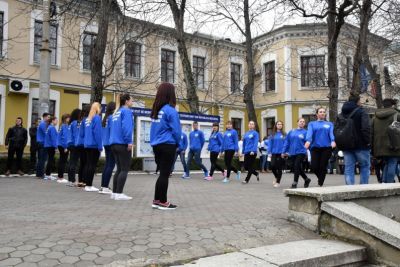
136;117;153;157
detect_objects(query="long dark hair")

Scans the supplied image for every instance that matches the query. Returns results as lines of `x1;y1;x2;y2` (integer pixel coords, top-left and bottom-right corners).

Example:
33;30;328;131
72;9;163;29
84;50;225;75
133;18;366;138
103;101;116;127
70;109;81;124
60;113;70;126
150;83;177;119
211;122;219;134
272;120;285;137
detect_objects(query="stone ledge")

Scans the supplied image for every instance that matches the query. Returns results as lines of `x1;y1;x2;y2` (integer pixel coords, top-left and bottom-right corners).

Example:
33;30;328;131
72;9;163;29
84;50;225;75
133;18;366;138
285;184;400;202
321;202;400;249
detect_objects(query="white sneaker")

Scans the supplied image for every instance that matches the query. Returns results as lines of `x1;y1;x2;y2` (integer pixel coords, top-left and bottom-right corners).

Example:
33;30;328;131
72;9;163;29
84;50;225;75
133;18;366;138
84;186;99;192
99;187;112;194
114;193;132;200
110;193;116;200
273;183;280;188
49;176;57;181
57;179;68;184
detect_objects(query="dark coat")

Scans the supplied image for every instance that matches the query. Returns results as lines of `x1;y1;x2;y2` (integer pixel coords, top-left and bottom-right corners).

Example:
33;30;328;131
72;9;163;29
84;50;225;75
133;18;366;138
372;107;400;157
29;126;38;151
5;126;28;149
341;101;371;150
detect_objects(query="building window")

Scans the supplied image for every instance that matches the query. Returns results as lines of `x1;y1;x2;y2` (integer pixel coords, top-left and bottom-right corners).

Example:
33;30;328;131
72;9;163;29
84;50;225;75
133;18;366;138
82;32;96;71
346;56;352;88
264;117;275;137
125;42;141;79
161;49;175;83
231;117;242;138
303;114;316;128
193;56;205;89
0;12;3;57
34;20;58;65
231;63;242;93
264;61;275;92
31;98;56;124
301;55;325;87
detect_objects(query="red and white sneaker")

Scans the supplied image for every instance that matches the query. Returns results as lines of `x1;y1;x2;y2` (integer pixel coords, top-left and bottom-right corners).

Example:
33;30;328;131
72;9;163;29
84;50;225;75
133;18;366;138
157;202;177;210
205;176;213;181
152;200;160;209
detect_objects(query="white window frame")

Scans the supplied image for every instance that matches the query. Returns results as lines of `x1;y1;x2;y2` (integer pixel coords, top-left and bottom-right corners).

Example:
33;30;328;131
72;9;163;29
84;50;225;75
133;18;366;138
29;9;62;68
159;42;178;84
297;47;328;91
0;84;6;144
229;56;244;94
0;1;9;59
123;35;145;80
261;53;277;94
79;22;98;73
229;109;245;137
261;109;277;139
191;47;208;90
79;93;106;108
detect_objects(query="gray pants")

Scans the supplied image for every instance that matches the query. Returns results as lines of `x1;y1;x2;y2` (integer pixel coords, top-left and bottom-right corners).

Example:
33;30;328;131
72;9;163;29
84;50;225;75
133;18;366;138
111;144;131;193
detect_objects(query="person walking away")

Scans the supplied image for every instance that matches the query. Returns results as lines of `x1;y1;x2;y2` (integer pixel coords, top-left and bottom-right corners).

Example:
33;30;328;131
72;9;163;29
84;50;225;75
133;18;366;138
171;129;188;176
110;94;134;200
44;117;58;180
150;83;181;210
269;121;286;188
99;102;116;194
185;122;209;179
57;114;70;183
259;137;268;173
336;94;371;185
207;123;224;181
29;119;40;175
282;118;311;188
83;102;103;192
372;98;400;183
36;113;51;179
67;109;81;187
5;117;28;176
222;121;240;183
76;106;89;187
242;121;260;184
305;107;336;186
238;137;244;172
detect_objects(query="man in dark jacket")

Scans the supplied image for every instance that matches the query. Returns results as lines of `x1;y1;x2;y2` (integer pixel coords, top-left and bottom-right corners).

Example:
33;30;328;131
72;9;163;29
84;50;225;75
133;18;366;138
341;94;371;185
372;98;400;183
29;119;40;174
5;117;28;176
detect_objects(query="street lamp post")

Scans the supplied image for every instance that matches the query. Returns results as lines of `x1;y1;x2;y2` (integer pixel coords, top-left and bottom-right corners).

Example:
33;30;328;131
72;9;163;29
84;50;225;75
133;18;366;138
39;0;51;116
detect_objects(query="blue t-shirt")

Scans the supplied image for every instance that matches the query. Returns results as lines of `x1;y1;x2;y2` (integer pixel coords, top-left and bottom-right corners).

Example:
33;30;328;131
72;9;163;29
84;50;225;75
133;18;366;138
223;129;239;152
283;128;307;156
269;131;286;154
306;120;335;149
150;104;181;146
208;131;223;153
243;130;259;154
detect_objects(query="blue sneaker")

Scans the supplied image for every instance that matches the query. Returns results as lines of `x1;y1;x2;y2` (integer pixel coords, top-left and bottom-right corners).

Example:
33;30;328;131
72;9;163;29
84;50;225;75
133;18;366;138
181;174;191;179
222;178;229;183
236;171;241;181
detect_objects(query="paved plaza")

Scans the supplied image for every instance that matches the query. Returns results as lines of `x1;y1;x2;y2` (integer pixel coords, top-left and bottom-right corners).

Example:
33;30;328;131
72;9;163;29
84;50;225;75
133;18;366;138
0;172;362;266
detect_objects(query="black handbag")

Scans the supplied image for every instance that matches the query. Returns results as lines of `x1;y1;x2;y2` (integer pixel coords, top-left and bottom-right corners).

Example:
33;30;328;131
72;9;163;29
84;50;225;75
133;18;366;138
387;112;400;151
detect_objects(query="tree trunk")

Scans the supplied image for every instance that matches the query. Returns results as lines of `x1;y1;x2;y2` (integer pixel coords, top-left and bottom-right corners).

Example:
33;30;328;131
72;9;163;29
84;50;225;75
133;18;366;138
243;0;258;131
167;0;200;114
90;0;112;103
327;0;339;121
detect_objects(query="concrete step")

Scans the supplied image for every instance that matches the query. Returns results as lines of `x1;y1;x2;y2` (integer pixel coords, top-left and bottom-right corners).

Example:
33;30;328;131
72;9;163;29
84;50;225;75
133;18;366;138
173;239;367;267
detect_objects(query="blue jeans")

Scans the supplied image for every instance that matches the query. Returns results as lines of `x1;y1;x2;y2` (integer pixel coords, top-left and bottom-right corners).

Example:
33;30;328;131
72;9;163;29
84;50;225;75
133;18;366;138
260;155;267;171
101;146;116;188
172;150;188;174
382;157;400;183
36;143;48;178
343;149;370;185
186;149;208;176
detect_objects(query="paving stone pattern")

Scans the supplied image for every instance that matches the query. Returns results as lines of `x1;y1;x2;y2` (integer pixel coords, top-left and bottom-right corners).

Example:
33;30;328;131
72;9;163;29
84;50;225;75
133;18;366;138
0;172;349;266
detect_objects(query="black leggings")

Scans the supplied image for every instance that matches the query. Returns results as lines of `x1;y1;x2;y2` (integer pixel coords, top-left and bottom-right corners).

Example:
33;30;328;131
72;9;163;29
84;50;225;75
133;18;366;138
224;150;238;178
271;154;284;183
311;147;332;186
57;146;69;178
293;154;308;183
45;147;56;176
244;154;259;182
111;144;131;194
78;146;86;183
68;146;79;183
209;152;224;177
153;144;176;203
83;148;100;186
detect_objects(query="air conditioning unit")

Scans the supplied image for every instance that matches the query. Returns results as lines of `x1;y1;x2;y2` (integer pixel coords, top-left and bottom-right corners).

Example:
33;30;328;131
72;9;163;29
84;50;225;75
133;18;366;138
9;79;30;94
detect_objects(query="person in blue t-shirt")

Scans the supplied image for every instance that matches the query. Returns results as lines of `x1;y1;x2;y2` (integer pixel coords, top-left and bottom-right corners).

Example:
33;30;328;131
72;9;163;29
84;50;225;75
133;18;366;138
99;102;116;195
269;120;286;188
44;116;58;180
207;123;224;180
171;128;188;175
56;114;70;183
110;94;134;200
185;121;209;179
67;108;81;186
150;83;181;210
305;107;336;186
283;118;311;188
36;112;51;179
76;105;90;187
83;102;103;192
242;121;260;184
222;120;240;183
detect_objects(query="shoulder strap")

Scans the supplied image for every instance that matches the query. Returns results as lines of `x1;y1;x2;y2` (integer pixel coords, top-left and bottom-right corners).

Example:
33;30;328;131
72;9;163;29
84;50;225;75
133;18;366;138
348;107;361;119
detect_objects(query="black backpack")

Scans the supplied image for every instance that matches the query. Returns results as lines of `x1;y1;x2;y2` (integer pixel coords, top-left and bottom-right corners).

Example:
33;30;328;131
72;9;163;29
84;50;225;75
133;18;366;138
334;107;360;150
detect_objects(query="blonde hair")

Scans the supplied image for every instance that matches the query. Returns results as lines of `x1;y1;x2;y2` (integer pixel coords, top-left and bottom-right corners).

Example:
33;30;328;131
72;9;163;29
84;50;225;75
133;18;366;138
87;102;101;122
113;94;121;115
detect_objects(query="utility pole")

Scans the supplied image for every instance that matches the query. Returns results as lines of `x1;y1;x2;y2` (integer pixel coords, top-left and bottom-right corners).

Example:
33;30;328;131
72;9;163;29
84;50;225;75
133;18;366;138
39;0;51;116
